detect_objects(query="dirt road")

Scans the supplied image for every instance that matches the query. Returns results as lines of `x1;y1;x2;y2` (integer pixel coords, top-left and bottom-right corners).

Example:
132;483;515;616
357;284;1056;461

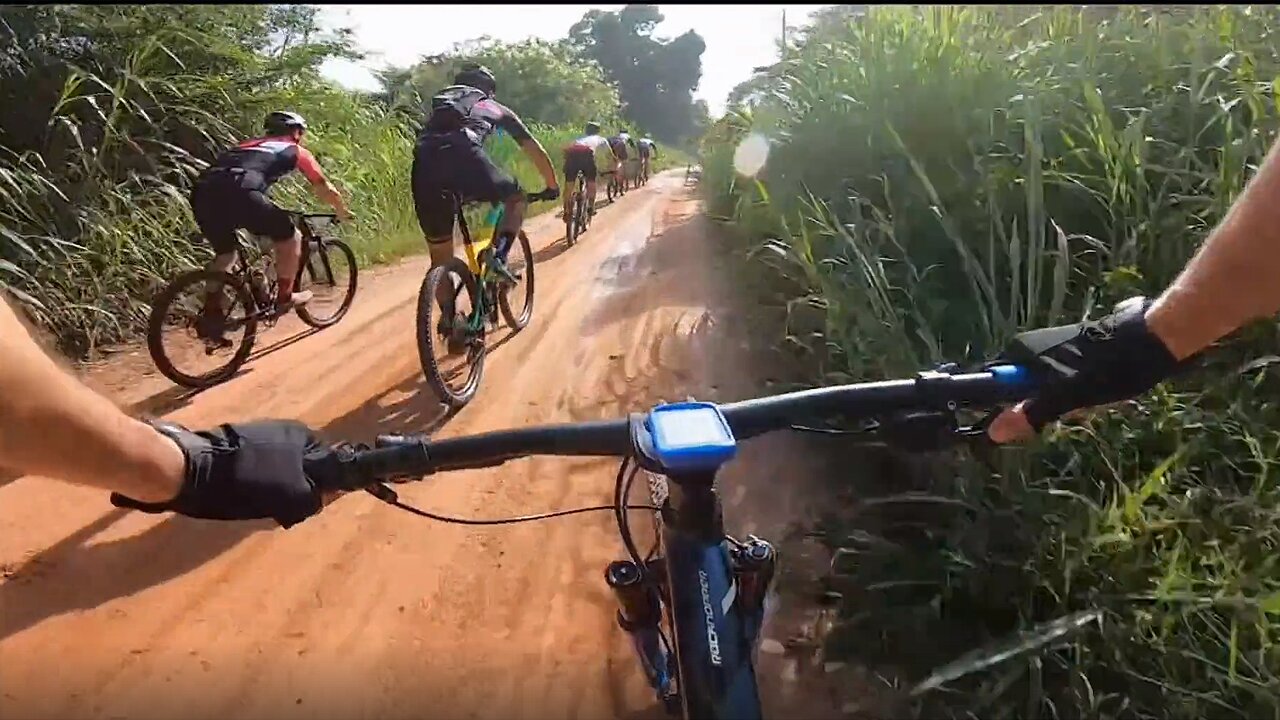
0;174;832;720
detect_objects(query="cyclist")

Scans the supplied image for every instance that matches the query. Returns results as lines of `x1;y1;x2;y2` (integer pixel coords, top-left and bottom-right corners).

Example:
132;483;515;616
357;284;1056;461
411;64;559;309
560;121;619;222
190;111;352;341
608;128;638;191
636;137;658;181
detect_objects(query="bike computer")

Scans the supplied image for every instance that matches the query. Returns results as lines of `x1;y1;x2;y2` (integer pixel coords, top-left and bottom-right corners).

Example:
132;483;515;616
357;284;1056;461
646;402;737;472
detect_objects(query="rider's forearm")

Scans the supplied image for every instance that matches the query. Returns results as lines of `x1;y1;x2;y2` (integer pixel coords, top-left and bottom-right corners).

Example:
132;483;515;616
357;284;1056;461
519;138;559;189
313;180;348;216
1147;138;1280;360
0;296;184;502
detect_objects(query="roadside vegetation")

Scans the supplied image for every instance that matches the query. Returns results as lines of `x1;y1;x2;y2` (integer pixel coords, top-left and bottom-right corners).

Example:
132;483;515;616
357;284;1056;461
701;6;1280;718
0;4;692;357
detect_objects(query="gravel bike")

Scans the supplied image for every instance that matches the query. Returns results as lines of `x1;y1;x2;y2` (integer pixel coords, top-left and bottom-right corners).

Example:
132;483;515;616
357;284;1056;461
147;212;357;389
415;188;557;408
311;362;1036;719
565;170;594;247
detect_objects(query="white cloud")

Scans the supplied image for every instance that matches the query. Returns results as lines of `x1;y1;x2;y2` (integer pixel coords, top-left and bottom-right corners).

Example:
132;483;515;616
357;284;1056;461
317;4;828;117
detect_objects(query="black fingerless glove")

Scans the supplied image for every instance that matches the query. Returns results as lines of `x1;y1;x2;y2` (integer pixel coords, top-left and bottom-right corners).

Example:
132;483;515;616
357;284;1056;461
999;297;1192;430
111;419;334;528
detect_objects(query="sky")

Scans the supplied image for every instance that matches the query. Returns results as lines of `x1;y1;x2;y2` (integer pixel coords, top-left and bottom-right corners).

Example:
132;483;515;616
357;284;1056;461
317;4;829;117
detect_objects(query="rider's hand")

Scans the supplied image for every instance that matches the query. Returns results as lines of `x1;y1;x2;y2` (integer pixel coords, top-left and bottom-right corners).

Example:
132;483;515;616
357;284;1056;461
111;419;341;528
988;297;1189;443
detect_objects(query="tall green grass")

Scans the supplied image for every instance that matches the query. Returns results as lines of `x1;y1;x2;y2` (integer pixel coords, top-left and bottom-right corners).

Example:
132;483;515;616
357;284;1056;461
704;5;1280;718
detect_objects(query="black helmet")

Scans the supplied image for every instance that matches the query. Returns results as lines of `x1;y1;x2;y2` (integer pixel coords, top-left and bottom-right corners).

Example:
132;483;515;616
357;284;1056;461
584;121;601;135
454;64;497;95
618;127;629;134
264;111;307;135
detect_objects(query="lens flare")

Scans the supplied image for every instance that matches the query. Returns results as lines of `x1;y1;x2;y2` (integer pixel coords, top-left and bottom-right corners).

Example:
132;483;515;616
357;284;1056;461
733;133;770;177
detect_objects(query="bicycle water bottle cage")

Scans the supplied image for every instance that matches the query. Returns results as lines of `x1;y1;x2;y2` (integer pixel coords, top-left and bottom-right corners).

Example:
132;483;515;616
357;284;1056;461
630;402;737;474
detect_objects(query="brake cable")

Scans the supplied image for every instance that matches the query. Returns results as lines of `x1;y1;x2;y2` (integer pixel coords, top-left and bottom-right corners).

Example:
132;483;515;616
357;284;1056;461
359;455;660;527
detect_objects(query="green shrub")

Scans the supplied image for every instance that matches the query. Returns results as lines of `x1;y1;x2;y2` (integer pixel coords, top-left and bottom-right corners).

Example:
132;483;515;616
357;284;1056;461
703;6;1280;718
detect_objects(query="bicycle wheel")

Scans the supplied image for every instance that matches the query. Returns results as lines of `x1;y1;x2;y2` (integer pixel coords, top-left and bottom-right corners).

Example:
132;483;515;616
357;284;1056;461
416;258;485;408
295;238;358;328
147;269;258;389
499;230;535;331
566;186;580;247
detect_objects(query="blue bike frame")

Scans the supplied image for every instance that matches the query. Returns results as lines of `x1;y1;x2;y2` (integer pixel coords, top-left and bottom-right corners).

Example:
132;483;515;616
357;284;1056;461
660;485;765;719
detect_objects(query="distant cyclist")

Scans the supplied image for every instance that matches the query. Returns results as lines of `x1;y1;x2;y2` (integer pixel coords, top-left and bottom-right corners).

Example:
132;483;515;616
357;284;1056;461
636;137;658;181
190;111;351;340
411;64;559;306
608;128;638;189
561;121;620;221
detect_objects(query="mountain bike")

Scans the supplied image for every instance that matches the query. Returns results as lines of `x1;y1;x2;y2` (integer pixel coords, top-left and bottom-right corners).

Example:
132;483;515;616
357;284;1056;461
310;362;1036;719
606;168;624;203
147;212;357;389
565;170;593;247
624;157;641;191
639;158;651;186
415;188;558;408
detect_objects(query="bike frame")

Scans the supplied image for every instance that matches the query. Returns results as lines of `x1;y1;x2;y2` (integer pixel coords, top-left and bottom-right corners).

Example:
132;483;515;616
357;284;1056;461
451;197;505;333
239;212;337;316
654;467;767;719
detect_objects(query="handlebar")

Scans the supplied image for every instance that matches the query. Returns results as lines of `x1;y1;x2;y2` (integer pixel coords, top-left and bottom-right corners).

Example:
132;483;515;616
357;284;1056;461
284;210;343;225
313;365;1036;493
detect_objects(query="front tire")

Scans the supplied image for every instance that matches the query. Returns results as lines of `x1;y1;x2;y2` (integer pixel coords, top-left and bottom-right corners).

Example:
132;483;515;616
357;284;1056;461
499;230;535;331
295;238;358;328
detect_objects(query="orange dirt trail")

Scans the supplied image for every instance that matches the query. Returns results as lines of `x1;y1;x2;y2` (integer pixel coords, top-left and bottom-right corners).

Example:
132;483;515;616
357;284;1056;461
0;174;833;720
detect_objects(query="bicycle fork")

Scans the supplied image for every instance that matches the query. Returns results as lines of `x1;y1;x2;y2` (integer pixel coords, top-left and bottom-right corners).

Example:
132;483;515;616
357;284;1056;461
605;537;778;714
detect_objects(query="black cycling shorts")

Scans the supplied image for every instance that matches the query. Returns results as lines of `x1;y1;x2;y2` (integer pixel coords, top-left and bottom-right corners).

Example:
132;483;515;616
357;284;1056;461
191;173;295;254
637;145;652;159
412;131;522;242
562;148;597;183
610;142;629;161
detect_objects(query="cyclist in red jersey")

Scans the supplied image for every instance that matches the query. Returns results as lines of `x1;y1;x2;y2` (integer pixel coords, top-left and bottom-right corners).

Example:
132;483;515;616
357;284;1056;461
560;121;619;221
190;111;351;340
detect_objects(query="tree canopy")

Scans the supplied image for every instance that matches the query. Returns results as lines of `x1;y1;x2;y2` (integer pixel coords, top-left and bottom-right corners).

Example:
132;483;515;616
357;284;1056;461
376;37;620;130
378;4;707;147
567;5;707;144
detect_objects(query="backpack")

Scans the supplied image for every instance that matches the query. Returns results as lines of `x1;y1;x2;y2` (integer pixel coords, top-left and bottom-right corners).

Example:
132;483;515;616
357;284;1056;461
426;85;489;133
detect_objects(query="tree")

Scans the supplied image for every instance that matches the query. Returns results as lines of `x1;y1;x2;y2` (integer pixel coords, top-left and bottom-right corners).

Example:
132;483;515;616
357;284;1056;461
567;4;706;145
377;38;620;129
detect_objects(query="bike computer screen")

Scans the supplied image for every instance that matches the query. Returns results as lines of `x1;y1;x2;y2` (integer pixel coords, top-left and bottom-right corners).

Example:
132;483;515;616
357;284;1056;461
647;402;737;472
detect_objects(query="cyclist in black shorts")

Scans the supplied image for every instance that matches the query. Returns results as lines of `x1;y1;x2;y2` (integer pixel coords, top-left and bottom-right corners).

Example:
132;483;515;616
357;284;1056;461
560;121;619;221
190;111;351;340
411;65;559;317
608;128;639;189
636;137;657;180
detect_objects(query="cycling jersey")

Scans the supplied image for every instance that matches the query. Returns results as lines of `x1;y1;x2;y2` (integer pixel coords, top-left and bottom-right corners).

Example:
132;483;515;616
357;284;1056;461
424;85;533;146
204;136;326;192
563;134;617;183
